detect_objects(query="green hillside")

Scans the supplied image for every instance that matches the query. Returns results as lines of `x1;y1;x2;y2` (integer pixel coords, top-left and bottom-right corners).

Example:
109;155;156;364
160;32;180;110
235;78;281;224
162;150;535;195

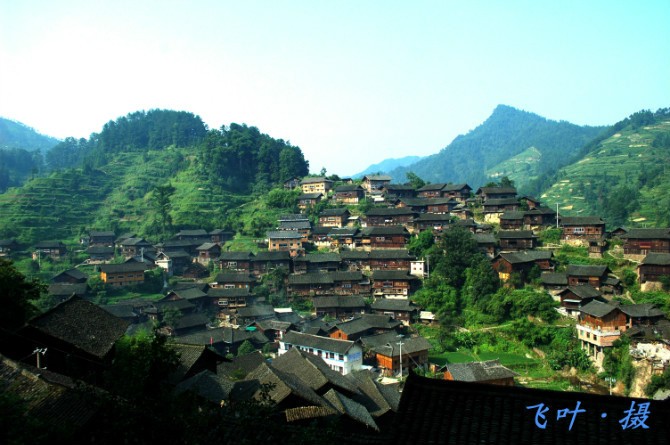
541;109;670;228
0;110;309;245
486;146;541;183
387;105;605;192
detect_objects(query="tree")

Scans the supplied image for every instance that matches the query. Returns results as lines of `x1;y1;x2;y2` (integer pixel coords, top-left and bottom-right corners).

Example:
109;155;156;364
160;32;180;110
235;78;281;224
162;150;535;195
0;258;44;332
462;256;500;310
407;230;435;258
150;183;176;236
405;171;426;189
432;226;481;289
237;340;256;356
499;175;515;188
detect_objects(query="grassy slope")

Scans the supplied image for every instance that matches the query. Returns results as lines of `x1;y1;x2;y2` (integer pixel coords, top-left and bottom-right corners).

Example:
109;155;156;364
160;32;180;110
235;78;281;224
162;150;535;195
486;146;542;185
540;119;670;225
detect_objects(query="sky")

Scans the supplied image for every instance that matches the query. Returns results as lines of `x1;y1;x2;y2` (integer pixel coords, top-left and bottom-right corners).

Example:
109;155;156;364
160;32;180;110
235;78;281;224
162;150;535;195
1;1;669;176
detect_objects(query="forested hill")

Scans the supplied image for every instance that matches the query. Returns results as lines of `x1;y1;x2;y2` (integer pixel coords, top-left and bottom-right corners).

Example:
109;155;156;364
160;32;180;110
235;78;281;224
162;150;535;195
540;108;670;228
0;118;61;192
0;109;309;244
387;105;605;193
352;155;423;178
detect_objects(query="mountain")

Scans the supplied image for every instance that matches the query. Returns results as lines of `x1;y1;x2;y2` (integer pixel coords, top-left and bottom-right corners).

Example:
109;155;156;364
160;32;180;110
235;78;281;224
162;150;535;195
351;155;423;179
387;105;606;193
540;108;670;228
0;118;61;192
0;109;309;244
0;117;60;153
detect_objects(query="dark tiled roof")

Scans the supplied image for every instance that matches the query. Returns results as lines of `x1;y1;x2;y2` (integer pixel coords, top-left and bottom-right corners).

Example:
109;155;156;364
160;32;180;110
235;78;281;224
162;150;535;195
497;230;536;239
278;214;309;222
196;242;219;251
173;370;237;402
288;273;335;285
541;272;568;286
301;176;332;184
328;227;359;237
340;250;370;260
282;331;355;355
371;270;418;281
53;269;88;283
363;175;392;181
214;273;256;283
372;336;432;357
384;184;416;191
236;304;275;319
476;186;517;195
313;295;366;309
560;216;605;226
294;253;341;264
90;230;116;237
219;252;254;261
48;283;89;297
172;313;209;331
371;299;418;312
417;183;448;192
86;246;114;254
119;237;151;246
217;351;266;378
278;220;312;230
99;262;148;273
442;183;471;192
497;250;552;264
483;198;520;207
35;240;66;249
567;264;609;277
246;362;326;407
559;285;601;300
206;287;252;298
368;249;414;260
154;299;196;313
26;297;129;358
366;207;417;216
335;184;364;192
360;226;410;236
579;300;619;318
299;192;324;199
331;271;366;282
619;304;665;318
346;370;401;417
446;360;518;382
621;228;670;240
334;315;401;335
393;371;668;444
170;287;208;300
0;355;100;430
500;211;525;220
323;389;379;431
266;230;303;239
253;251;291;261
100;304;138;319
320;207;350;216
475;233;497;244
641;253;670;266
272;347;360;394
176;229;209;237
400;197;456;206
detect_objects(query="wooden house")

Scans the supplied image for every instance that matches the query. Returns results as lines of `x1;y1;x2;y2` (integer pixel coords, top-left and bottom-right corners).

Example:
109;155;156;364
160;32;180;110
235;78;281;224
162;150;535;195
195;242;221;265
491;250;553;283
497;230;537;251
566;264;610;289
482;198;520;223
117;237;152;258
17;297;129;383
211;272;257;290
540;272;568;294
398;197;456;214
175;229;209;240
368;249;415;271
365;207;417;227
207;287;252;313
560;216;606;246
278;331;363;375
475;186;517;202
637;252;670;291
523;207;557;229
576;301;627;369
499;211;525;230
297;192;324;211
410;213;453;234
475;233;497;257
340;250;370;271
277;219;312;243
333;184;365;204
443;360;517;386
329;314;401;341
441;183;472;203
313;295;367;319
621;228;670;260
267;230;304;257
318;208;351;228
252;250;292;276
218;251;254;273
293;252;341;274
371;270;419;297
89;230;115;246
300;176;333;194
34;240;67;259
362;175;392;195
209;229;233;244
51;268;88;284
327;227;359;249
359;226;410;250
0;238;19;257
383;184;416;199
283;177;301;189
370;298;419;325
557;285;604;316
371;335;431;377
86;245;114;261
99;262;147;286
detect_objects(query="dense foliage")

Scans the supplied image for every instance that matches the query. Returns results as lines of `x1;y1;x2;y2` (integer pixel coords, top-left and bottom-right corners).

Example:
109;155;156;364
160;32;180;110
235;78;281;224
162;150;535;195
200;123;309;193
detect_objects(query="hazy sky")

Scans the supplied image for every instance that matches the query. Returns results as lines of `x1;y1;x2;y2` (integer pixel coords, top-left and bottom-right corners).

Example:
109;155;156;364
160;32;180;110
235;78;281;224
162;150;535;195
1;1;669;175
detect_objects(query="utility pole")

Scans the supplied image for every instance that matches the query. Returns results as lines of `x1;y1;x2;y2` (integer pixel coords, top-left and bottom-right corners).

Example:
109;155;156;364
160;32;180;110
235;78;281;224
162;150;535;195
397;335;405;378
556;203;559;229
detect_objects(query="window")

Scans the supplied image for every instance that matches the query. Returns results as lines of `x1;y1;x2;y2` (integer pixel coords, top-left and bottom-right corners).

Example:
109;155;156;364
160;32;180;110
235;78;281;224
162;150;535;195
573;227;585;234
218;300;229;306
376;237;386;241
224;284;235;289
338;354;344;361
227;261;237;268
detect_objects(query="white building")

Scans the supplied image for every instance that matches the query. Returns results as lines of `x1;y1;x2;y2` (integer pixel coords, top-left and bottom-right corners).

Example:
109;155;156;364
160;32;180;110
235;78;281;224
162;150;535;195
279;331;363;375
